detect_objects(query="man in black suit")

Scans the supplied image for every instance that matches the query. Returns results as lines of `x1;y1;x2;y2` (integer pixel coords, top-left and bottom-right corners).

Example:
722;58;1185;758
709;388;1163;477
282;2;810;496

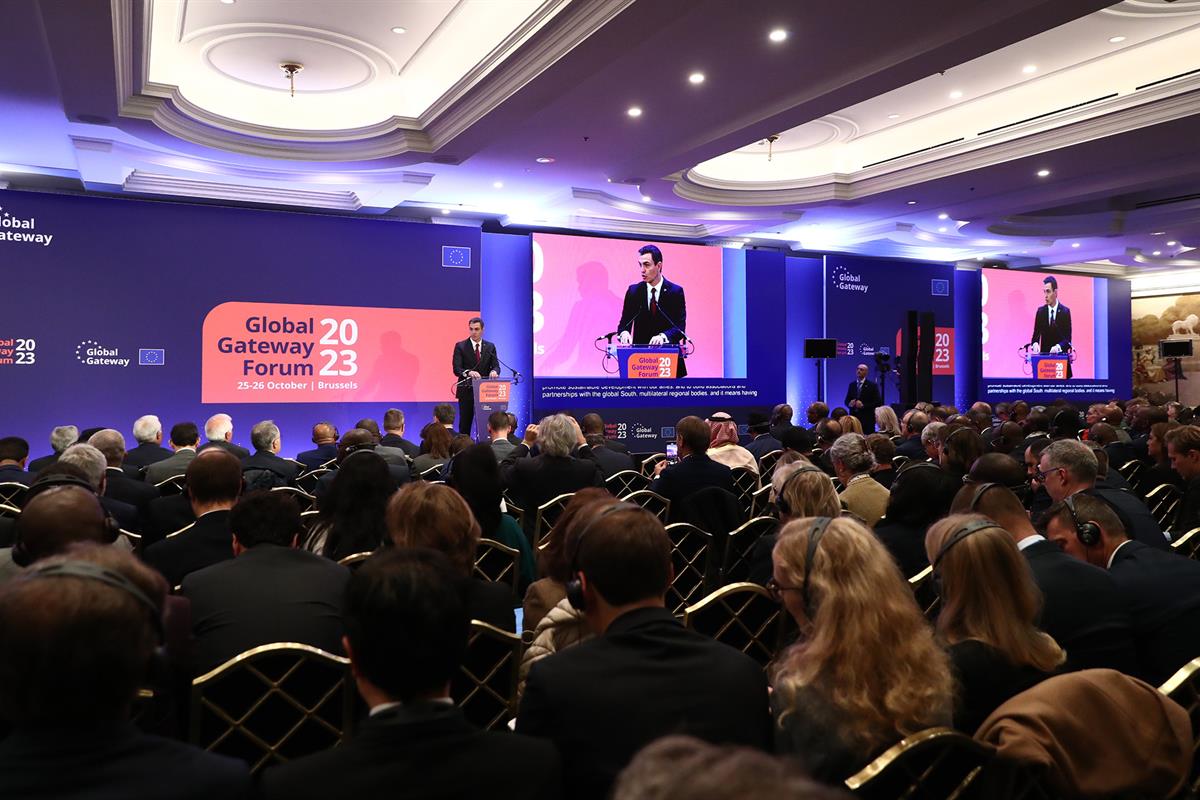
56;444;140;533
1044;494;1200;685
123;414;174;471
0;437;33;487
517;501;769;800
584;434;635;479
616;244;688;378
953;484;1139;676
183;490;348;674
380;409;420;458
771;403;798;439
295;421;339;471
241;420;300;490
581;413;629;454
27;425;78;474
88;429;158;523
745;412;782;461
260;548;559;800
895;410;929;461
844;363;881;433
452;316;501;435
650;416;734;507
500;414;604;536
197;413;251;459
1030;275;1073;376
143;450;242;588
0;545;251;797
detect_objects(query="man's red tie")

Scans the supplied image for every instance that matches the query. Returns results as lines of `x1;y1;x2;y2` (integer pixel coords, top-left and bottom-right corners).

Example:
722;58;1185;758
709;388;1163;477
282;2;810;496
474;343;481;364
650;287;659;317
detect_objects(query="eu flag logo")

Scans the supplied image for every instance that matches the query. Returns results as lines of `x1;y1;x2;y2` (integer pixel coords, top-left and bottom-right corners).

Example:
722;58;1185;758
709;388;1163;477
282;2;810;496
442;246;471;268
138;348;165;366
661;426;676;439
931;278;950;297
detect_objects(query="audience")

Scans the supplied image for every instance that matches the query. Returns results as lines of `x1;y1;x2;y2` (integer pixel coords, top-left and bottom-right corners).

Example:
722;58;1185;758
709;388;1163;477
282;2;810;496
412;423;453;476
522;487;611;632
874;406;901;438
747;461;838;585
501;414;604;534
0;436;33;486
0;478;117;587
59;443;139;532
89;428;158;518
197;413;249;459
650;415;735;509
771;402;797;438
705;412;758;474
894;410;928;461
864;433;896;488
379;408;419;458
144;422;201;484
313;428;410;506
829;433;888;527
449;442;535;586
873;461;959;577
486;410;517;462
306;450;395;560
581;413;629;453
27;424;78;473
123;415;173;469
939;426;986;483
240;420;299;489
295;421;338;471
1166;425;1200;533
1145;420;1184;490
745;412;783;461
583;433;636;478
358;417;409;466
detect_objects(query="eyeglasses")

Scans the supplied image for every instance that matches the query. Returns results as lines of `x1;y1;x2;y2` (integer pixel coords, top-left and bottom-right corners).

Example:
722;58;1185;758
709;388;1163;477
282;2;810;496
1033;466;1061;483
766;578;801;604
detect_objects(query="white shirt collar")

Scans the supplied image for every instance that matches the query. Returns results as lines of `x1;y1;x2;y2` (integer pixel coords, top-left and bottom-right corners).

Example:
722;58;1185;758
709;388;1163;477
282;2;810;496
647;276;664;293
1107;539;1134;569
368;697;453;717
1016;533;1045;551
1047;303;1060;314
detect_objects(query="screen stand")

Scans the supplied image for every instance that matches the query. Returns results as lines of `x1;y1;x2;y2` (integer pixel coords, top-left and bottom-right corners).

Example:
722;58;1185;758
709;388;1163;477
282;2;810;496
815;358;824;403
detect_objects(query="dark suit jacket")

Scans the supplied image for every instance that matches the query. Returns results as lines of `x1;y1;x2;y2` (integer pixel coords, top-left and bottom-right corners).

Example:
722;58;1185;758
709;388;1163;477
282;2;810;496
1021;538;1139;675
1176;475;1200;535
100;495;140;534
104;467;158;516
452;338;499;380
143;510;234;588
873;520;929;579
143;494;195;547
241;450;300;485
0;464;33;486
1086;485;1170;550
1109;540;1200;685
182;544;349;674
314;457;410;508
295;443;337;472
261;702;559;800
589;445;636;479
617;278;688;377
198;439;250;459
379;433;419;458
499;444;604;531
0;721;250;799
1030;302;1072;353
122;442;173;469
649;452;734;509
844;378;882;432
745;434;782;461
517;607;770;800
895;436;926;461
26;453;58;474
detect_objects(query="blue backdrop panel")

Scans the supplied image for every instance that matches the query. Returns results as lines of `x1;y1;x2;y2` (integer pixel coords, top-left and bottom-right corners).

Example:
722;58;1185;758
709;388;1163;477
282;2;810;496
481;231;533;431
785;255;825;416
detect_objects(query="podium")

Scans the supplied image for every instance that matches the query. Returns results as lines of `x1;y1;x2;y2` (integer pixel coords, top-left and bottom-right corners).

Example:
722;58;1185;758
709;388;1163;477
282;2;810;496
614;345;682;380
472;377;511;439
1031;354;1070;381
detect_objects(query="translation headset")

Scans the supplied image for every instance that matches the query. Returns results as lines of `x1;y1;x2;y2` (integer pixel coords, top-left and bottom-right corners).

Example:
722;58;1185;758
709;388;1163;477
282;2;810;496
1062;494;1102;547
929;517;999;597
565;501;639;610
775;465;827;518
964;481;1002;514
23;560;165;643
13;475;121;567
801;516;834;619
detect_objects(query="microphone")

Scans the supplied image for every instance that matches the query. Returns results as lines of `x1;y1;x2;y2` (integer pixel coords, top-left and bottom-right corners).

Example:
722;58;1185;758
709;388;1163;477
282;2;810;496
655;305;690;349
495;355;523;385
599;305;644;342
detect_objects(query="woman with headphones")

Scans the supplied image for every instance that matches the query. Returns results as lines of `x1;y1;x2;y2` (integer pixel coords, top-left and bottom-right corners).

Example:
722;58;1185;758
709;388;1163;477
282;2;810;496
769;516;953;782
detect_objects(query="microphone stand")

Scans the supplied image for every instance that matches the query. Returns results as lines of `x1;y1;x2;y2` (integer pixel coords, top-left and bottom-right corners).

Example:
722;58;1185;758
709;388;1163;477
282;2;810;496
494;355;523;385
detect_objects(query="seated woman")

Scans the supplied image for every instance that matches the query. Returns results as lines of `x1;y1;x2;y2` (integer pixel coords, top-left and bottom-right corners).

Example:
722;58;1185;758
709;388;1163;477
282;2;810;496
875;406;902;439
771;516;954;784
386;482;515;631
411;423;452;476
449;442;535;589
747;459;839;585
939;426;986;484
873;461;959;578
925;514;1065;734
304;451;394;561
522;487;611;631
706;413;759;475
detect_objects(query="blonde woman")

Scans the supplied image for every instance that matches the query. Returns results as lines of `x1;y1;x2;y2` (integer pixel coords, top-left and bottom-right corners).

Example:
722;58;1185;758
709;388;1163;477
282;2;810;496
839;415;863;435
875;406;901;438
925;514;1065;733
770;517;954;781
748;460;841;585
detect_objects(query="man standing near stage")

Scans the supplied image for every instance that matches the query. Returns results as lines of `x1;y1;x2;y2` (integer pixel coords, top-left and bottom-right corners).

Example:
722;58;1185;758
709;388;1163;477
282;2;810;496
845;363;881;433
452;317;499;435
617;244;688;378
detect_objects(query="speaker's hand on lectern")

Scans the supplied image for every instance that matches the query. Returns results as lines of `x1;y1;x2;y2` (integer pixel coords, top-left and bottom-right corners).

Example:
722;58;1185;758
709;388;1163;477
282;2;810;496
618;331;632;345
1030;343;1041;354
649;334;668;346
1049;345;1062;354
489;371;499;378
468;370;482;379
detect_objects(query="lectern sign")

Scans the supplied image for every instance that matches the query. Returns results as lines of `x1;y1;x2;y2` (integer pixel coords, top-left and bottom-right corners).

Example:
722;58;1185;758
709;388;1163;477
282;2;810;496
478;380;510;403
1034;356;1070;381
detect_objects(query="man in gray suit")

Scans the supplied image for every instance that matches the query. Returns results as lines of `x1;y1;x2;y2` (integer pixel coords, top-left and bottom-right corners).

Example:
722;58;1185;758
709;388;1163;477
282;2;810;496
487;411;515;462
144;422;201;484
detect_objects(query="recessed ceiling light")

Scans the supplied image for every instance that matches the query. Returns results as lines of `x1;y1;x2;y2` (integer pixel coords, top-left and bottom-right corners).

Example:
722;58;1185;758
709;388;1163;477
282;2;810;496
1153;231;1166;235
887;114;900;119
390;26;407;34
938;227;947;233
219;0;235;4
741;238;750;243
1109;35;1126;44
937;213;949;220
641;195;652;202
688;72;705;85
1167;241;1178;246
1154;251;1163;256
949;90;963;100
492;181;503;189
1036;169;1051;177
1071;242;1080;248
441;208;450;215
535;156;555;164
906;200;918;205
768;28;788;43
1022;65;1037;74
627;106;642;118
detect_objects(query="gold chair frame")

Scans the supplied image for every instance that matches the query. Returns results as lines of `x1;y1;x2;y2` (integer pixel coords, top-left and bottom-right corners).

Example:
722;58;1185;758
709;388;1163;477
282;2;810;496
665;522;715;615
0;481;28;506
758;450;784;483
622;489;671;523
605;469;649;498
682;581;790;668
452;620;522;731
336;551;374;569
474;537;521;597
844;727;995;797
1145;483;1182;533
532;492;575;549
1171;527;1200;561
1160;656;1200;795
270;485;316;512
720;516;777;584
154;474;187;496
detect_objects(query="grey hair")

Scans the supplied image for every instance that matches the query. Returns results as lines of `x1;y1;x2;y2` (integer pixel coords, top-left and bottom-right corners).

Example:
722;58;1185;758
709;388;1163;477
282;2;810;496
921;421;947;447
49;425;79;454
1042;439;1098;484
132;414;161;444
251;420;280;452
537;414;577;458
830;433;875;474
87;429;126;467
874;406;901;436
58;443;107;490
205;413;233;441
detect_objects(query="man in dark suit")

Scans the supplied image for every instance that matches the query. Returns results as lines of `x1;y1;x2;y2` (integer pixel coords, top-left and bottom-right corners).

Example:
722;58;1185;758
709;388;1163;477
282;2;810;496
1030;275;1073;376
197;413;251;460
771;403;798;439
844;363;881;433
27;425;78;474
143;449;242;588
241;420;300;490
500;415;604;536
745;412;782;461
54;445;140;533
123;414;174;471
260;548;559;800
616;244;688;378
0;544;252;797
518;501;769;800
581;413;629;454
650;416;734;507
452;316;501;435
0;437;33;487
144;421;201;485
143;493;194;547
183;491;348;674
380;409;420;458
295;421;339;471
1044;494;1200;685
954;484;1139;676
584;434;635;479
89;429;158;524
895;410;929;461
487;411;516;462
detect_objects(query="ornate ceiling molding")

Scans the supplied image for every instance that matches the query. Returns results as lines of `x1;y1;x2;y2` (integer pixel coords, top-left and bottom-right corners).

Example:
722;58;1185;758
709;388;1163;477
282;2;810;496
122;170;362;209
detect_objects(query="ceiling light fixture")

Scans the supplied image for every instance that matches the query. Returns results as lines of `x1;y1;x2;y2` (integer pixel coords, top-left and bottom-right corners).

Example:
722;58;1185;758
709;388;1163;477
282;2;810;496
279;63;303;98
492;181;503;189
949;90;963;99
219;0;235;4
1022;65;1037;74
535;156;555;164
768;28;788;43
906;200;918;205
627;106;642;118
938;227;947;233
441;208;450;215
1036;169;1051;177
937;213;949;220
1154;251;1163;256
1109;35;1126;43
764;134;780;162
1167;241;1178;246
887;114;900;119
641;195;652;202
1153;231;1166;235
390;26;407;34
688;72;705;84
1071;242;1080;248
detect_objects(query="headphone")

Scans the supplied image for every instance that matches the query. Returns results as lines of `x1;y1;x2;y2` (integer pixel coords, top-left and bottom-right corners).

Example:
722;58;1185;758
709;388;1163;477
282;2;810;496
1062;494;1102;547
775;465;827;518
13;475;121;567
964;481;1002;513
931;517;997;572
565;501;639;610
23;560;164;643
801;516;834;619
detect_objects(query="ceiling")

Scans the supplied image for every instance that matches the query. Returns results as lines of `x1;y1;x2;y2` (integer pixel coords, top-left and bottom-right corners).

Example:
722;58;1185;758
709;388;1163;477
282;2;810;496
2;0;1199;279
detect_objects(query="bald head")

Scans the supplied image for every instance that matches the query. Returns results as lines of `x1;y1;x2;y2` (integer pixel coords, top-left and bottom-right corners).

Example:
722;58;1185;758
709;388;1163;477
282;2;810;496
311;422;337;445
967;453;1027;487
949;483;1035;541
15;486;111;564
337;428;375;463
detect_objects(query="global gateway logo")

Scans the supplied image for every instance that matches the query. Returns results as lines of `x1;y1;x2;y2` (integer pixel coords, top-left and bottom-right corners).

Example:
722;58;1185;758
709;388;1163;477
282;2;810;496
0;205;54;247
830;265;869;294
76;340;130;367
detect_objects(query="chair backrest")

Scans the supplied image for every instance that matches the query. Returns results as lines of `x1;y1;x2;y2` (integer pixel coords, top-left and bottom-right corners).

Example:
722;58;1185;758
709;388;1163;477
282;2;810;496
908;565;940;621
621;489;671;524
640;453;667;477
451;620;522;731
1160;657;1200;796
165;521;196;540
532;492;575;549
155;474;187;496
474;538;521;599
729;467;761;517
605;469;649;497
664;522;716;614
683;582;792;669
418;465;444;482
189;642;354;774
0;502;20;520
892;454;911;469
294;469;331;495
0;482;28;506
1171;527;1200;561
1145;483;1182;532
118;528;142;554
502;493;525;530
1120;460;1149;497
758;450;784;483
749;483;775;519
336;551;373;570
844;727;995;799
270;485;316;512
720;516;779;585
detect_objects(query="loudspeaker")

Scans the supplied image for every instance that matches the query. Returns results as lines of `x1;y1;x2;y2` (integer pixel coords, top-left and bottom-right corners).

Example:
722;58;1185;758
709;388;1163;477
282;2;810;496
917;311;935;402
804;338;837;359
901;311;918;406
1160;339;1194;359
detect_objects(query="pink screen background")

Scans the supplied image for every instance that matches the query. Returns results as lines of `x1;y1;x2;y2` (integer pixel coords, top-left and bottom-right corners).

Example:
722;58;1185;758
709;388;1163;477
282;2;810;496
532;233;724;378
981;270;1094;378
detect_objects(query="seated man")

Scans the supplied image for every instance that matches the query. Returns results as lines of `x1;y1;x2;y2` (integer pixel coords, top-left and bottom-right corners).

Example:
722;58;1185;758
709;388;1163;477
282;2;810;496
500;415;604;533
581;413;629;454
0;544;251;797
241;420;300;490
0;479;118;587
584;434;636;480
745;412;783;462
830;433;889;527
123;415;174;470
313;429;410;507
895;411;929;461
182;491;349;674
261;548;558;800
379;409;419;458
58;443;139;533
518;501;769;800
356;418;409;466
487;411;516;462
197;413;250;459
649;416;734;507
89;429;159;517
144;422;201;485
1043;493;1200;685
0;436;33;486
27;425;78;474
295;421;338;472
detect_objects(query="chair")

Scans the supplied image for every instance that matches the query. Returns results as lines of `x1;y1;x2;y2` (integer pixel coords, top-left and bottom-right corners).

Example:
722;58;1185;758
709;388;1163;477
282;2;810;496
1172;527;1200;560
1160;657;1200;796
295;469;330;495
155;474;187;496
622;489;670;524
729;467;761;518
451;620;521;731
0;503;19;520
605;469;649;497
758;450;784;483
336;551;373;570
721;516;779;584
664;522;716;614
118;528;142;554
683;582;792;668
0;482;27;506
165;521;195;539
1120;460;1149;497
1145;484;1182;533
909;565;940;621
418;465;444;482
844;727;996;799
749;484;775;518
189;643;354;774
474;538;520;599
892;454;911;470
532;492;575;549
270;485;316;512
502;495;524;530
640;452;667;477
